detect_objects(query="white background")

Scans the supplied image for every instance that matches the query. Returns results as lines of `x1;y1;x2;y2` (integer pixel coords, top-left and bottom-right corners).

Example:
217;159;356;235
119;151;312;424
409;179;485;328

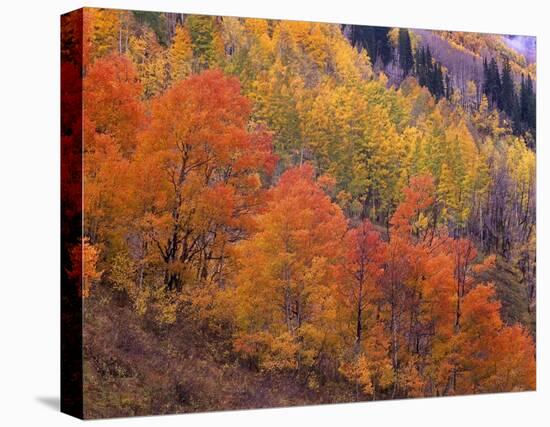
0;0;547;425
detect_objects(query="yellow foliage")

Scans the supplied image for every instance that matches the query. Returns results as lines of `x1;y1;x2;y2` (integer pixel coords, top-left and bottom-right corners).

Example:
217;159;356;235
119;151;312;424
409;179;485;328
85;8;121;61
68;237;102;298
168;25;193;82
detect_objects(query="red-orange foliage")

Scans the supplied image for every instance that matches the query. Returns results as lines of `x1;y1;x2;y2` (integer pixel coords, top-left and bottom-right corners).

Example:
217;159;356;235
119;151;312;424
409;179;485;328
336;219;385;346
454;284;536;393
366;176;536;397
67;238;102;298
232;164;348;371
82;55;145;243
390;175;435;237
130;69;276;291
84;54;144;155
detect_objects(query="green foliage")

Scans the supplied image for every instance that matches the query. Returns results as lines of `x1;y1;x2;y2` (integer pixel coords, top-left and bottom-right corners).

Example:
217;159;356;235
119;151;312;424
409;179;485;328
186;15;220;69
132;11;169;45
473;257;530;327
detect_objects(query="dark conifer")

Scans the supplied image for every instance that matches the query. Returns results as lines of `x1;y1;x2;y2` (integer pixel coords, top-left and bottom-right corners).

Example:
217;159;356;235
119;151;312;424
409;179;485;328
488;57;502;109
526;75;536;134
501;58;515;117
445;74;453;100
398;28;414;76
350;25;392;66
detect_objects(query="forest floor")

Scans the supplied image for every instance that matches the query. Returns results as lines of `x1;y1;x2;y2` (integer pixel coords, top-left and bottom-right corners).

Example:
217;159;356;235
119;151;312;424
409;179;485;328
82;283;355;419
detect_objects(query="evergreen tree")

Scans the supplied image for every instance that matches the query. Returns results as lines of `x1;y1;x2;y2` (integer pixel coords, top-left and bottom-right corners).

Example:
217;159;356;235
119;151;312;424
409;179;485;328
526;75;536;134
482;57;490;100
501;58;515;117
433;63;445;99
186;15;218;69
511;91;522;135
350;25;392;66
415;47;425;85
132;11;170;45
426;46;433;72
374;27;393;65
488;57;502;109
398;28;414;76
520;74;528;122
425;46;435;93
445;73;453;100
412;46;449;101
519;74;537;139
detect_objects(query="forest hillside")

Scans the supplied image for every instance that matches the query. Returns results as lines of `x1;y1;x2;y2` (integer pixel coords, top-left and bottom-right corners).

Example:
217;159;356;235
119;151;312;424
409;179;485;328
61;9;536;418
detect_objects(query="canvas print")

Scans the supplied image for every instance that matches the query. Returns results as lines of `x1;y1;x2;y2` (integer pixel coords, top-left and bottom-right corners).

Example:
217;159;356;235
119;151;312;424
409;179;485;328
61;7;536;419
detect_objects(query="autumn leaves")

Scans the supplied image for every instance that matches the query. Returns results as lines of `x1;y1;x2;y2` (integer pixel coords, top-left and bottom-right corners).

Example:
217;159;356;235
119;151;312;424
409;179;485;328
75;10;536;402
81;55;535;399
83;63;276;319
230;167;535;397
